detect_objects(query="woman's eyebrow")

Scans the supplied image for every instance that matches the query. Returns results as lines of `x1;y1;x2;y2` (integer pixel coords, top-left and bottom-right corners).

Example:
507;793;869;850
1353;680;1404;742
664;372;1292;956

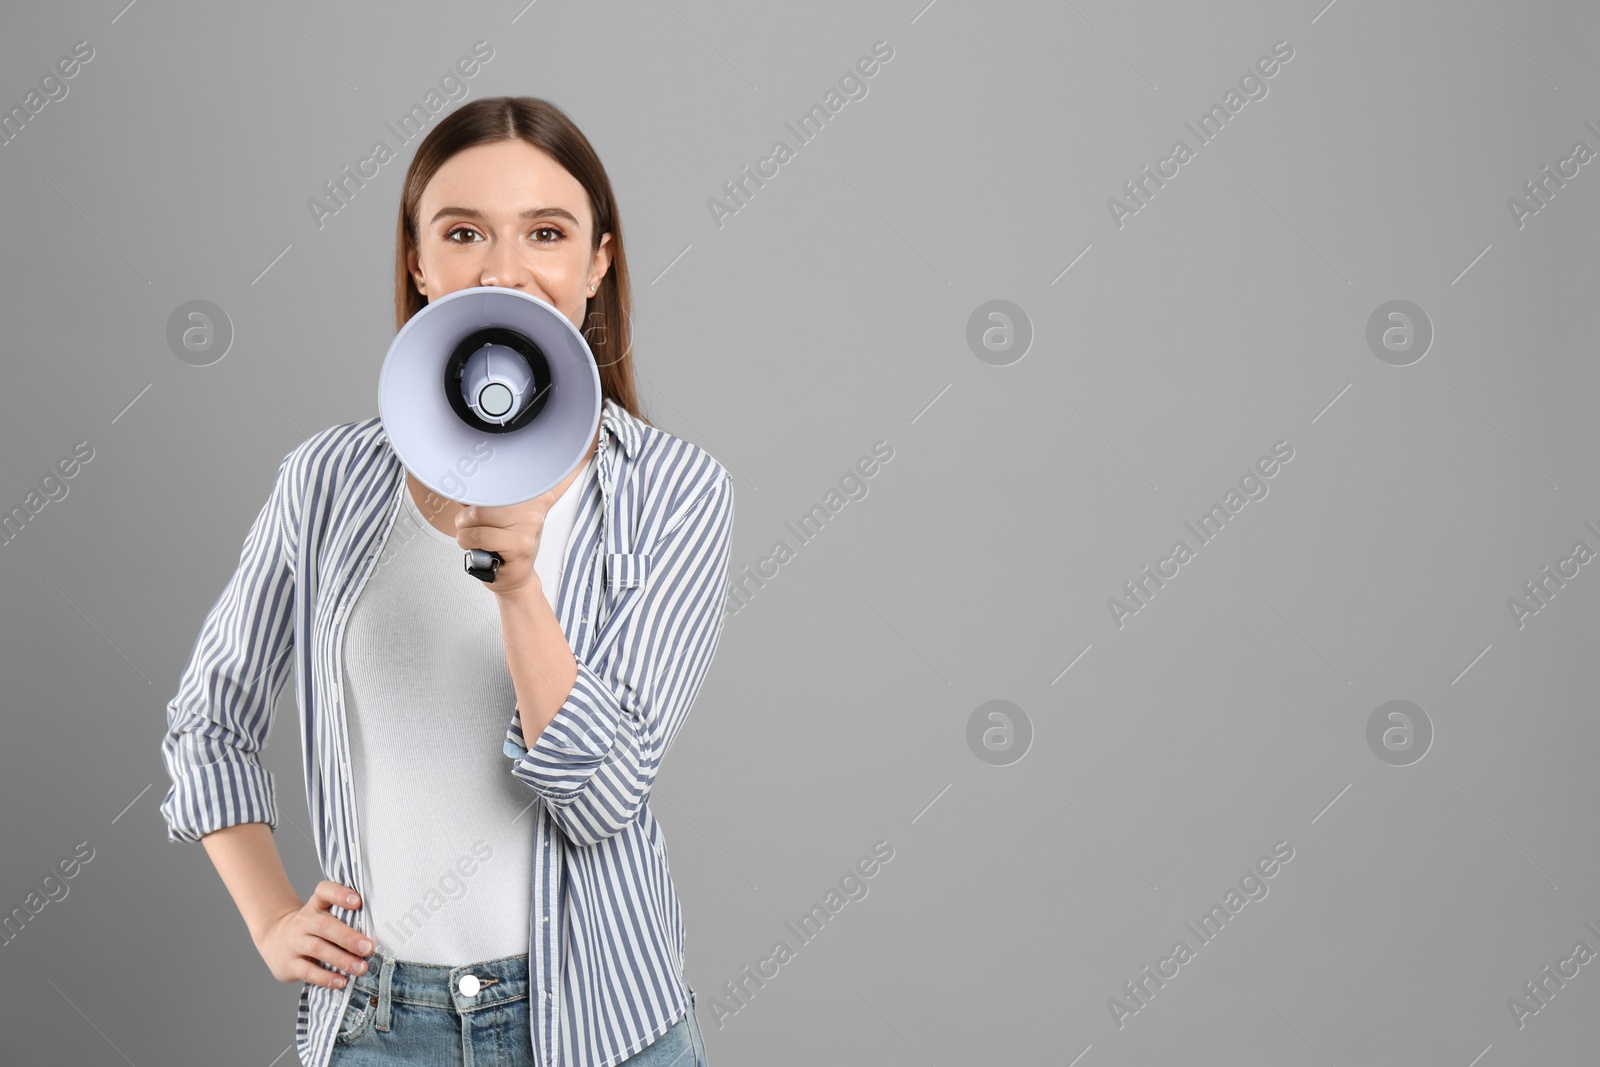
430;205;580;226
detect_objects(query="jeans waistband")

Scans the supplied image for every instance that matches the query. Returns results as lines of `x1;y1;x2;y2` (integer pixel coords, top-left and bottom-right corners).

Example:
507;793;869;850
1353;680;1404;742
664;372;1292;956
348;948;530;1015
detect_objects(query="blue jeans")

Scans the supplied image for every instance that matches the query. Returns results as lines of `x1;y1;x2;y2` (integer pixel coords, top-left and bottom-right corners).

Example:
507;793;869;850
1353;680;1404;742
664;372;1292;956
329;949;708;1066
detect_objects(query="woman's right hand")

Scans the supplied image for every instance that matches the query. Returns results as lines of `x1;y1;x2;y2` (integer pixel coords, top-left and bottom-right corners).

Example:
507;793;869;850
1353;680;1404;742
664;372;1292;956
254;880;375;989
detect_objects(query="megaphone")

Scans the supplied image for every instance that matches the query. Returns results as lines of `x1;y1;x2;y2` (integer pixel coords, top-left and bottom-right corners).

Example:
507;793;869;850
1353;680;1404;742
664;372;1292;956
379;285;602;584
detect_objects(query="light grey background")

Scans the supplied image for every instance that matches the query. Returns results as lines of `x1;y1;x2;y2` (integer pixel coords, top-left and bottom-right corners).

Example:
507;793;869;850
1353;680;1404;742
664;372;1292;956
1;1;1596;1064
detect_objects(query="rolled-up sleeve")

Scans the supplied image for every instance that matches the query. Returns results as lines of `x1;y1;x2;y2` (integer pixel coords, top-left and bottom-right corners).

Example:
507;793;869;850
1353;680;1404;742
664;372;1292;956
159;448;300;844
504;469;733;847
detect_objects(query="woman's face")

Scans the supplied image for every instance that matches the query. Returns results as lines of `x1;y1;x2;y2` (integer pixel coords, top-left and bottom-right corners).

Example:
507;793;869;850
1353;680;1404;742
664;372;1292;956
407;139;612;331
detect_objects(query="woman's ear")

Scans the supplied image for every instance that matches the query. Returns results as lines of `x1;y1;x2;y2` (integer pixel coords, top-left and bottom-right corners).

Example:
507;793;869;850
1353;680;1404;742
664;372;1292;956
406;247;427;295
592;232;613;287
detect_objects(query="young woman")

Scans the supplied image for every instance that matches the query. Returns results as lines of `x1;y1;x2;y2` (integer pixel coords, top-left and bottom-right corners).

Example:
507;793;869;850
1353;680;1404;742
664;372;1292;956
159;97;732;1067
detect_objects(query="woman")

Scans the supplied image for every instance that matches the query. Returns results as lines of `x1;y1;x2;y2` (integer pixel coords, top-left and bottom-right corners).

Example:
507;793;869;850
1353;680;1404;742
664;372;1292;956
159;97;732;1067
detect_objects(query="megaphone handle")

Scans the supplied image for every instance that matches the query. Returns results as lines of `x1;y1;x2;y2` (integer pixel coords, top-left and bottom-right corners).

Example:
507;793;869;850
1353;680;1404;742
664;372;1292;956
464;549;502;583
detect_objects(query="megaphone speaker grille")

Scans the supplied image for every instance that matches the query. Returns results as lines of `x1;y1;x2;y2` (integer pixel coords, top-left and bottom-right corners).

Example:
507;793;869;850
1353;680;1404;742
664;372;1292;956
445;326;552;433
378;286;603;507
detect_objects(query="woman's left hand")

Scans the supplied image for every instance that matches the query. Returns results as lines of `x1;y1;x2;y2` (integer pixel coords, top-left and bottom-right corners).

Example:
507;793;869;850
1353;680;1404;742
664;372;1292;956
454;462;587;597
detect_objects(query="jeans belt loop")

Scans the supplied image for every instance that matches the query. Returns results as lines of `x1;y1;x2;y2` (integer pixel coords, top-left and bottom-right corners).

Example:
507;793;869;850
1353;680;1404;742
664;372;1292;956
376;954;397;1032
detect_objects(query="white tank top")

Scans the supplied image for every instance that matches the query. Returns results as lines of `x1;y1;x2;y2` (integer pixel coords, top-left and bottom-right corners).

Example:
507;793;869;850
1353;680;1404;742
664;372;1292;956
341;458;593;964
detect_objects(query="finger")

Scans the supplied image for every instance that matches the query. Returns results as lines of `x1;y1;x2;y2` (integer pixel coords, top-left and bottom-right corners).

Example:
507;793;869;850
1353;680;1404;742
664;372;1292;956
313;881;362;912
301;958;349;990
453;528;526;556
455;504;525;531
300;925;374;977
304;905;375;960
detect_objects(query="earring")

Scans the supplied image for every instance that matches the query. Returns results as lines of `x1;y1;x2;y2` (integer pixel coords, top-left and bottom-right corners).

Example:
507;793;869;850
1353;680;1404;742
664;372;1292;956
588;282;597;292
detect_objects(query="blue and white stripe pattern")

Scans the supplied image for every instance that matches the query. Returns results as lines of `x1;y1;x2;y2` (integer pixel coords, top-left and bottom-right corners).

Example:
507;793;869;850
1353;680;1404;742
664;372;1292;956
159;397;734;1067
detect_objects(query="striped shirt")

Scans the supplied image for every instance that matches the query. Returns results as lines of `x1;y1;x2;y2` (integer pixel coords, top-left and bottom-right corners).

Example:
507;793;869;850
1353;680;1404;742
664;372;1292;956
158;398;734;1067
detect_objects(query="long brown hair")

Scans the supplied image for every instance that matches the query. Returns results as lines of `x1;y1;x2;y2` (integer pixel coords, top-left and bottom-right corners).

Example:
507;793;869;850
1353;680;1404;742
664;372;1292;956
393;96;647;422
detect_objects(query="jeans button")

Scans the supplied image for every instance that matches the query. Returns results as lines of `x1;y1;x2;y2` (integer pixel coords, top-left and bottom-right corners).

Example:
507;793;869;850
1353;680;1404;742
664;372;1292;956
458;974;481;997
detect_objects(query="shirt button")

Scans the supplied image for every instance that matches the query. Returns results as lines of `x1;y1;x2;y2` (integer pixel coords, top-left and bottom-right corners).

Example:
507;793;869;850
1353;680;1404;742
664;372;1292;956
458;975;481;997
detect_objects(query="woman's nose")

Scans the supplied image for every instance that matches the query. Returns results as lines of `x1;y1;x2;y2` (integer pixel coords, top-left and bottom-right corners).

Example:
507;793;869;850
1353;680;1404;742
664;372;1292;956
480;254;532;290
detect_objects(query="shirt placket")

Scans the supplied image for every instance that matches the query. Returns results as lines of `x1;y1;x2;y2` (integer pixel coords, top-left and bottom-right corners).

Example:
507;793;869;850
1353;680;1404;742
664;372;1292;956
588;428;614;642
534;424;613;1067
308;475;402;1067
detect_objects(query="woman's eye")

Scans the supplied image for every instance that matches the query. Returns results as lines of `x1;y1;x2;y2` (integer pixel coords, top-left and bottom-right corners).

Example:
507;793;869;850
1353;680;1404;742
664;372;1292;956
442;226;562;243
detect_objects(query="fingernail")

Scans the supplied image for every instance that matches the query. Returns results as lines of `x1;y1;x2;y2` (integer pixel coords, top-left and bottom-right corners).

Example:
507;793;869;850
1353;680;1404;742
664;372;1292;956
347;894;359;905
335;977;346;988
359;939;373;953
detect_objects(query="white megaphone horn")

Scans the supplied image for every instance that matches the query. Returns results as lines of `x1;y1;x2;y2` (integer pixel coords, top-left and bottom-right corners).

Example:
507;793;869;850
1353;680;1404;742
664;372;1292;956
378;285;602;585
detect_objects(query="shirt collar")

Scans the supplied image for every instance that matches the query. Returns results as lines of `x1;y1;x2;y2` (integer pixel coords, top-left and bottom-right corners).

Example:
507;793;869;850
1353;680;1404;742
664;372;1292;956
599;397;641;460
